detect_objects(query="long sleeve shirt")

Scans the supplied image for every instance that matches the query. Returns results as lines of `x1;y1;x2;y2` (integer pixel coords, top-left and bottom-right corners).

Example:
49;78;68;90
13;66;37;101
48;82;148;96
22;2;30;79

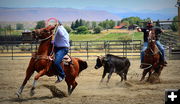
54;25;70;47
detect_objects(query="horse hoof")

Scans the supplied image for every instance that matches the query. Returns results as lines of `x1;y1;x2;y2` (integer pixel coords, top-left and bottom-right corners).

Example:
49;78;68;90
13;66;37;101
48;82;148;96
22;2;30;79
30;90;35;96
68;91;72;96
15;92;21;98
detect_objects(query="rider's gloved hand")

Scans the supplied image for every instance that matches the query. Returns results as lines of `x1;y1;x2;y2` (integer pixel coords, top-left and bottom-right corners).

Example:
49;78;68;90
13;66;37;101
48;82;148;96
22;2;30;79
51;40;54;44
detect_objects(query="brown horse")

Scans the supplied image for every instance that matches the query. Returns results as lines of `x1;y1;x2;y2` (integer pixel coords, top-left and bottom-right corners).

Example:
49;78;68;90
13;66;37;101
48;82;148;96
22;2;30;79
16;25;88;97
140;29;164;83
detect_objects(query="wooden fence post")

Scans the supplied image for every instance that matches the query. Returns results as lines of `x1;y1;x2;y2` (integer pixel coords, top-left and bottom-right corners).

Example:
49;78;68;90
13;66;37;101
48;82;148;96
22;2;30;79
86;41;89;60
178;0;180;37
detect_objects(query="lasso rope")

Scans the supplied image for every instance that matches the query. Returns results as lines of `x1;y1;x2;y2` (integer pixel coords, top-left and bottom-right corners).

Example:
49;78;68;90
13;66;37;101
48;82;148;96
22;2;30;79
141;63;152;70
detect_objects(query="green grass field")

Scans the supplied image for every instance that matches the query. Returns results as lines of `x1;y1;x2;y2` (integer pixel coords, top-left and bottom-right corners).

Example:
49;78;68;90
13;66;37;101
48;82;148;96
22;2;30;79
1;29;143;41
70;30;143;41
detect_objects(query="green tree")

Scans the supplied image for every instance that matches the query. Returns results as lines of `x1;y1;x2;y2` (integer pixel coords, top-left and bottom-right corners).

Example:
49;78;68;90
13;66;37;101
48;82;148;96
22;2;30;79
64;26;72;33
171;16;178;32
108;20;116;29
76;26;89;34
93;26;102;34
79;19;86;26
16;23;24;30
71;22;75;30
155;20;160;27
85;21;90;29
98;19;115;30
92;21;97;29
117;21;121;26
35;20;45;29
121;16;143;27
74;19;80;29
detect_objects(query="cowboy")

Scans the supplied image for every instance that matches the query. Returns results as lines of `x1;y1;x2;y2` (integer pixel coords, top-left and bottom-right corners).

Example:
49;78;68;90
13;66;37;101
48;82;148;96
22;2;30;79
137;20;167;68
52;21;70;83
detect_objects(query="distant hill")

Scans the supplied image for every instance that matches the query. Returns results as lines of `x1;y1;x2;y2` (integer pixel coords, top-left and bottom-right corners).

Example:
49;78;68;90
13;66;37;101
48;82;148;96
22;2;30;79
0;7;121;22
114;8;177;20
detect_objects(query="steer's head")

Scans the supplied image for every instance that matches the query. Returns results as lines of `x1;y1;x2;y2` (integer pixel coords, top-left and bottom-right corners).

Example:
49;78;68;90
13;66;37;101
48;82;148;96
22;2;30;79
94;56;105;69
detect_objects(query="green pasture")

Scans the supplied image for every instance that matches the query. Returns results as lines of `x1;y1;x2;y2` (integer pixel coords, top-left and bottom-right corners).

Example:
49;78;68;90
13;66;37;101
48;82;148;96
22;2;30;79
70;32;143;41
0;29;144;41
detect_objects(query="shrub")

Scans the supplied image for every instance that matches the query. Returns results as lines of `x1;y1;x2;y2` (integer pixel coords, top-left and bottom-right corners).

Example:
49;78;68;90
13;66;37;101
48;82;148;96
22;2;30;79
93;26;102;34
76;26;89;34
64;26;72;33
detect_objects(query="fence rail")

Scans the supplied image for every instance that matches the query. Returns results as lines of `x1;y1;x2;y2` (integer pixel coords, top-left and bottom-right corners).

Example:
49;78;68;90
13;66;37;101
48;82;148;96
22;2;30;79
0;40;141;60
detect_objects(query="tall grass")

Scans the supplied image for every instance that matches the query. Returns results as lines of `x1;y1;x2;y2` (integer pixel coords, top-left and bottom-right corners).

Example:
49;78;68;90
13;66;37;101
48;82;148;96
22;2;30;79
70;31;143;41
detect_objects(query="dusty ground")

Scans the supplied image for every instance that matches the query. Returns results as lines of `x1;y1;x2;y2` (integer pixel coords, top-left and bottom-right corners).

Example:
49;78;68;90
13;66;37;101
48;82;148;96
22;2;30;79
0;58;180;104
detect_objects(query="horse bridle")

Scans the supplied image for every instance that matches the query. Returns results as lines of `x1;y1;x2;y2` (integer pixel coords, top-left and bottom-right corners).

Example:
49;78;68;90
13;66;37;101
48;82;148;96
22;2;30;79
32;29;54;42
32;26;57;61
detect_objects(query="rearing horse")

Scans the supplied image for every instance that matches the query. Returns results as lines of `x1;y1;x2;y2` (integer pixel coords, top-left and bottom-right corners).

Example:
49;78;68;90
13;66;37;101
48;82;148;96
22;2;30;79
140;29;164;82
16;25;88;97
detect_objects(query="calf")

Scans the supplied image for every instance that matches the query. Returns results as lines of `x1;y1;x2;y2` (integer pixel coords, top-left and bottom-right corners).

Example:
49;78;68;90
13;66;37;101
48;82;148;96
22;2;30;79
94;54;130;83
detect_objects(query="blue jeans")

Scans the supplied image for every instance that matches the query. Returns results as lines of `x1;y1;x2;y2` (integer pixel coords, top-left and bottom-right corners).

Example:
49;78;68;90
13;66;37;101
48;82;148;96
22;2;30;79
140;41;165;62
156;41;165;60
140;42;148;62
54;47;68;78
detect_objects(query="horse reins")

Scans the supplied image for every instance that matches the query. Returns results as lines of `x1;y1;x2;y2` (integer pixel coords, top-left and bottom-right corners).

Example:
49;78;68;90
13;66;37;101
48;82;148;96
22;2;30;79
33;25;58;61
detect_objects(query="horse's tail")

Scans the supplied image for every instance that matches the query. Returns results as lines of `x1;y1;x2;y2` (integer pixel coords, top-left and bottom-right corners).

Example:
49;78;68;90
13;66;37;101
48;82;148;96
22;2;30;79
77;59;88;74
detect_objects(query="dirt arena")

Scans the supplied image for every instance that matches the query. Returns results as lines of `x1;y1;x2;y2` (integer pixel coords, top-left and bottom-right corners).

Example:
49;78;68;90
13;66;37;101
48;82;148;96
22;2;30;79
0;58;180;104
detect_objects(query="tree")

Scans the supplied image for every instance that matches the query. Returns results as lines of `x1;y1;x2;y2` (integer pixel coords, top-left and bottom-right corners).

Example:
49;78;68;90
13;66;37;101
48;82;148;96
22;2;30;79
171;16;178;32
71;22;75;30
117;21;121;26
121;16;143;27
93;26;102;34
98;19;116;30
64;26;72;33
155;20;160;27
16;23;24;30
35;20;45;29
74;19;80;29
108;20;116;29
76;26;89;34
92;21;97;29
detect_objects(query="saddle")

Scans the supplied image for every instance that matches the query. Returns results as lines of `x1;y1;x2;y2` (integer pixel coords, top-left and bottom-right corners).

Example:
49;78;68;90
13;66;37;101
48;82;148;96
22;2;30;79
62;55;73;65
52;54;73;65
32;52;72;65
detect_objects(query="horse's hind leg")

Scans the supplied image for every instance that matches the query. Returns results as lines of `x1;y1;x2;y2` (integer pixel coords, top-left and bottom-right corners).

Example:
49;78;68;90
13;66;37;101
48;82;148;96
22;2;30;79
68;81;78;95
30;69;47;96
67;84;71;95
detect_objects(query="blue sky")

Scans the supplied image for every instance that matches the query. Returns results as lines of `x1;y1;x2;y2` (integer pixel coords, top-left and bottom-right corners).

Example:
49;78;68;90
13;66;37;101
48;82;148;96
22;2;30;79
0;0;177;13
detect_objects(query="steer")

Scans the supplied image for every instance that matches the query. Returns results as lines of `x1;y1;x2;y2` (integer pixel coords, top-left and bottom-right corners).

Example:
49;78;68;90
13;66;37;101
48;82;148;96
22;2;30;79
94;54;130;83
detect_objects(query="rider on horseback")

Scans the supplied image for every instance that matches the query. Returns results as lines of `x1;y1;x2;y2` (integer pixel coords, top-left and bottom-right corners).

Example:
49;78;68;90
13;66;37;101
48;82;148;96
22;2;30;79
137;20;167;68
52;20;70;83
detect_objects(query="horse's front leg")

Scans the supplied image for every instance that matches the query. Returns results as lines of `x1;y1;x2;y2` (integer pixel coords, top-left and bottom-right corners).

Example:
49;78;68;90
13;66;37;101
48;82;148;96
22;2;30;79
16;58;35;98
16;70;34;97
30;69;47;96
146;69;152;82
140;69;149;81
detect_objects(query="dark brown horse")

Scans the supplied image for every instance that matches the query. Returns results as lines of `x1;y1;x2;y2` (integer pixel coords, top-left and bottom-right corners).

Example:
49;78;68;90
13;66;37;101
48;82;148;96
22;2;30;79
140;29;164;83
16;25;88;97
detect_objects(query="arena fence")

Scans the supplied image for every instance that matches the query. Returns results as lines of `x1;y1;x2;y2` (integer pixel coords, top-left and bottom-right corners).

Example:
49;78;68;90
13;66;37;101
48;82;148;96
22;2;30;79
0;40;142;60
